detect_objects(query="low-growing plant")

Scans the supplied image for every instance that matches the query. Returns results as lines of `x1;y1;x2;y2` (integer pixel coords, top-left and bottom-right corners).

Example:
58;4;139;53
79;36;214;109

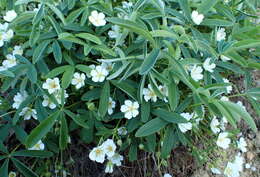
0;0;259;176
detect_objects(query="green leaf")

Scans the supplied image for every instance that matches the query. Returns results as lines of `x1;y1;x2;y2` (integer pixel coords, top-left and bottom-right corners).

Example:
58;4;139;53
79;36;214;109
150;30;179;39
198;0;219;14
141;101;150;123
81;88;101;101
12;150;53;158
64;110;89;129
135;118;168;137
177;0;190;21
11;158;38;177
59;113;68;150
139;48;160;75
52;41;62;64
167;80;179;111
106;17;156;47
0;70;15;77
0;142;8;154
75;64;91;74
152;109;188;123
161;127;177;158
233;40;260;50
93;45;116;57
75;33;102;45
246;87;260;100
32;40;51;64
32;4;44;24
111;80;138;100
46;3;66;25
61;66;75;89
201;19;234;26
98;81;110;117
220;101;257;132
0;159;8;177
45;65;70;78
26;111;60;148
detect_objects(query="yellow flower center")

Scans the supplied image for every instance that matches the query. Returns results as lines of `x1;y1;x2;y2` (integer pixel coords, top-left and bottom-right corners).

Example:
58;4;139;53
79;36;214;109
50;81;58;89
95;148;103;155
107;146;113;152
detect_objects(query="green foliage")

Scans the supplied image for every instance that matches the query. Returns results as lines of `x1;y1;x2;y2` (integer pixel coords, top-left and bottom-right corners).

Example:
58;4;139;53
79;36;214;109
0;0;259;175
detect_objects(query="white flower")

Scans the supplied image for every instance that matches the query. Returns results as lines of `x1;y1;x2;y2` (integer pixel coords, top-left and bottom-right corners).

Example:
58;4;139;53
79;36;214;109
71;72;85;89
210;116;220;134
216;28;226;41
251;166;256;171
223;78;232;94
4;10;17;22
220;96;229;101
12;91;28;109
224;162;240;177
245;163;251;169
102;139;117;157
42;78;61;94
178;112;193;133
88;10;106;27
211;168;222;175
234;154;244;172
143;84;157;102
9;171;16;177
86;64;95;78
53;89;69;104
117;127;128;135
101;62;114;72
2;54;17;68
220;55;231;62
108;25;121;39
236;101;246;110
120;100;139;119
19;107;37;120
163;174;172;177
42;95;57;109
203;58;216;73
122;1;133;8
29;140;45;150
108;97;116;115
90;65;109;82
0;22;9;31
108;153;124;166
191;10;204;25
105;161;114;173
89;146;106;163
220;116;228;130
237;137;247;153
12;45;23;56
190;65;203;81
3;29;14;41
159;85;168;102
216;132;231;149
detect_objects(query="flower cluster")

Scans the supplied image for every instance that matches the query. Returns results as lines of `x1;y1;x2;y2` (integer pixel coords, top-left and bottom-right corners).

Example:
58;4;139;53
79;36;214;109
89;139;123;173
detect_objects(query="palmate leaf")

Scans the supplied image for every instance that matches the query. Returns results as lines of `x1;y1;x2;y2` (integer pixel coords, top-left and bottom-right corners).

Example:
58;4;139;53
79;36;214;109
11;158;38;177
0;159;9;177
